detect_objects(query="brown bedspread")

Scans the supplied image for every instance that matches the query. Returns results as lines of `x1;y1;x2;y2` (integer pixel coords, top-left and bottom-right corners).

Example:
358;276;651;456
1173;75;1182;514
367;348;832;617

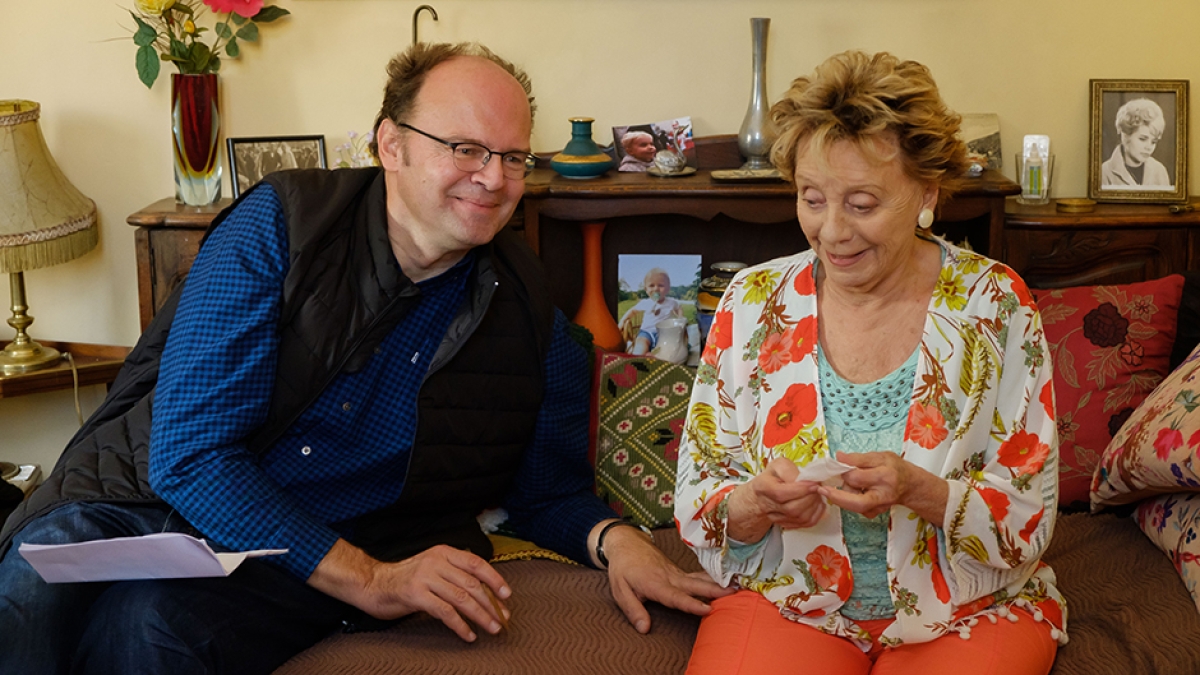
274;512;1200;675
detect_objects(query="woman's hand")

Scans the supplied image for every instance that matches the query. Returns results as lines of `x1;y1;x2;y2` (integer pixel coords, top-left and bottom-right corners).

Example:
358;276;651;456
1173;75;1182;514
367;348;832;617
726;457;826;544
819;451;948;524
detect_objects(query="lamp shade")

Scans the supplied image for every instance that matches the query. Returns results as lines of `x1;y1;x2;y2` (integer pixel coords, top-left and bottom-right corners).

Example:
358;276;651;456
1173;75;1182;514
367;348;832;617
0;100;97;274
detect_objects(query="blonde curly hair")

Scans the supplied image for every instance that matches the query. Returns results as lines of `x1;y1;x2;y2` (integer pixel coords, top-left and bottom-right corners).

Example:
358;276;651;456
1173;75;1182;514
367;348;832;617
769;50;969;207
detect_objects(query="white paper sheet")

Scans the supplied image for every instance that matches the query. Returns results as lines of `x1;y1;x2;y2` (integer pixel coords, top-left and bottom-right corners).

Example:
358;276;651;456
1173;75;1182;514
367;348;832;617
795;457;855;484
19;533;287;583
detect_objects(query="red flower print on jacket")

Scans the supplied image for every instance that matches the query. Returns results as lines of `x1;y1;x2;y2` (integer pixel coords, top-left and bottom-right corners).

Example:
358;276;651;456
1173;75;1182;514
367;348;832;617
794;266;816;296
925;531;951;603
1009;274;1038;312
1155;428;1184;461
1039;380;1054;420
997;430;1051;476
758;332;788;374
783;316;817;364
1020;507;1044;543
703;309;735;366
977;486;1011;522
763;383;818;449
905;403;949;449
807;545;850;591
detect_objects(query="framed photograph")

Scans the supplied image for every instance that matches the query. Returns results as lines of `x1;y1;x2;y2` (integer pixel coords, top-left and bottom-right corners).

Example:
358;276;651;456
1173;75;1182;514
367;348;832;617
1089;79;1188;203
961;113;1002;170
616;253;703;366
226;135;328;198
612;117;696;173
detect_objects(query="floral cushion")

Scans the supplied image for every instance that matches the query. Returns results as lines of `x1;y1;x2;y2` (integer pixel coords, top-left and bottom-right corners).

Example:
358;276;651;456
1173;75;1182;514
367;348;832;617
1032;275;1184;507
1092;340;1200;507
1135;493;1200;612
593;353;692;528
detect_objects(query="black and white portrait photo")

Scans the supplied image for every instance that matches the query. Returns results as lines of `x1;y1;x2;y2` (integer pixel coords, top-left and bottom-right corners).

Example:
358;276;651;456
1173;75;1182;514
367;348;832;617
227;136;327;198
1090;80;1189;203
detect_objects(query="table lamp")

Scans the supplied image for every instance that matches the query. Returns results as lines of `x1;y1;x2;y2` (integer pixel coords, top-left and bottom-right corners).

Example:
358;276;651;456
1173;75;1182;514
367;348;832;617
0;100;97;377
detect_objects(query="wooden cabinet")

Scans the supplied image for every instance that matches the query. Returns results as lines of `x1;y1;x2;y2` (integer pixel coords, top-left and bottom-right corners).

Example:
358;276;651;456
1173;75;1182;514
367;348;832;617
1003;198;1200;288
127;198;228;330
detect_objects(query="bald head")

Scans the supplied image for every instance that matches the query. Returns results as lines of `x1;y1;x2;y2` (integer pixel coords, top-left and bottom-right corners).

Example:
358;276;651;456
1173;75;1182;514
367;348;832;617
371;42;536;159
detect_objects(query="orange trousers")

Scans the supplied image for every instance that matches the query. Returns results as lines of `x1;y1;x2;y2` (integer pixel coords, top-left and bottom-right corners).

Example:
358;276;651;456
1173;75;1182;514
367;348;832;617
686;591;1057;675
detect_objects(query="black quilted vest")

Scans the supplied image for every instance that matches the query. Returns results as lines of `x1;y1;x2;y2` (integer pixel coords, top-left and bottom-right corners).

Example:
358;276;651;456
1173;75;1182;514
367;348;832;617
1;168;554;563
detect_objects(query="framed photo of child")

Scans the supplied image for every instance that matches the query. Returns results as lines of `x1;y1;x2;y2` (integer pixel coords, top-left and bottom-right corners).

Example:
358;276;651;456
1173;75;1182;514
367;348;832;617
1088;79;1188;204
616;254;702;366
611;117;696;173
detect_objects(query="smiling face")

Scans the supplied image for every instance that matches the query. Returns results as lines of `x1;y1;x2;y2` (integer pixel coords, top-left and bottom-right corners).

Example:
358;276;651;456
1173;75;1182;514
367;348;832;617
628;135;658;162
793;136;937;295
1120;124;1160;167
377;56;532;279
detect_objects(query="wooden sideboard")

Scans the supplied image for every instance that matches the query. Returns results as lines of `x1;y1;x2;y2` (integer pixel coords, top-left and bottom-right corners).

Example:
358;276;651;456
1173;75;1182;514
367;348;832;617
126;169;1016;328
1002;197;1200;288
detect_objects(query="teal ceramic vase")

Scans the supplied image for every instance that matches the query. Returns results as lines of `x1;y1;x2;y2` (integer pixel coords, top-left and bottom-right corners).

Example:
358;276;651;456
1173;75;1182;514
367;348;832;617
550;117;614;179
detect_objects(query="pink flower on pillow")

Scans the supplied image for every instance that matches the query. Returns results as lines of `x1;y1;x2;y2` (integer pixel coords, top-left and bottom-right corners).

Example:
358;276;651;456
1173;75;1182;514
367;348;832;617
1155;428;1184;461
1188;429;1200;449
204;0;263;17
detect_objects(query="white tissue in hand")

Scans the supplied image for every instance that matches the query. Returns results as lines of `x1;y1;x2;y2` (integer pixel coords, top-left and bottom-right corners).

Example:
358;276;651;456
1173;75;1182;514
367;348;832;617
794;457;854;484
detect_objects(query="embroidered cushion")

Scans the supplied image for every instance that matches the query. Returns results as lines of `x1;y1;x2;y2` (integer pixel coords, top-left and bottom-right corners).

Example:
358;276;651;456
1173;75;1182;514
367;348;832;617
1135;493;1200;612
1033;275;1184;507
593;352;691;528
1092;340;1200;507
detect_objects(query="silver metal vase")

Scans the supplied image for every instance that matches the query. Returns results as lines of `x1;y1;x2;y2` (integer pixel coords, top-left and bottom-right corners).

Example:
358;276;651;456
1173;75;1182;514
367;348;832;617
737;17;776;171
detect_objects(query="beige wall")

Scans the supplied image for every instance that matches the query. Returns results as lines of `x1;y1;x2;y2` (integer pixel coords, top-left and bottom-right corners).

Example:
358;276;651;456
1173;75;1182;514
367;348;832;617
1;0;1195;468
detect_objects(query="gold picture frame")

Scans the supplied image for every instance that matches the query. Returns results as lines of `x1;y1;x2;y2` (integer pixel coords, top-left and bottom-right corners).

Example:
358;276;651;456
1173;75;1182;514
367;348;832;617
1089;79;1189;204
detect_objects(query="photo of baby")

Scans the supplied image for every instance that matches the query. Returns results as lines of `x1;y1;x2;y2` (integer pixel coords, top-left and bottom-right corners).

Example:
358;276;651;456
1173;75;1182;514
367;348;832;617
615;254;702;365
612;116;695;173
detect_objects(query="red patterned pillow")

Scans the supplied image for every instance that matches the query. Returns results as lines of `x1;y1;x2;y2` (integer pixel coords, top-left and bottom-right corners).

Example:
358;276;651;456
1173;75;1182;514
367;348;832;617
1033;275;1184;507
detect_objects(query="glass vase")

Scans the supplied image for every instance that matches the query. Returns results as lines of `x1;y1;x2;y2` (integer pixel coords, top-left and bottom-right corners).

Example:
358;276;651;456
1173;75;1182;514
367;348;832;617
171;73;222;206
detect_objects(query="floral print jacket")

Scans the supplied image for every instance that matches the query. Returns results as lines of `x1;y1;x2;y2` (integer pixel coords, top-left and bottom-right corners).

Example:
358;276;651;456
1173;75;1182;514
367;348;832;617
675;238;1067;649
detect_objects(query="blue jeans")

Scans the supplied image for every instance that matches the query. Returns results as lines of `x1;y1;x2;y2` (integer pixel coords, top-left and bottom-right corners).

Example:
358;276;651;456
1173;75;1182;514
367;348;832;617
0;502;350;675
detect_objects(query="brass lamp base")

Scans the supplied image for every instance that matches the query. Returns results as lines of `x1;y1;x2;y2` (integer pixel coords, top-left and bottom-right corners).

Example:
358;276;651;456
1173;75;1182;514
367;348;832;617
1;270;62;375
0;338;61;375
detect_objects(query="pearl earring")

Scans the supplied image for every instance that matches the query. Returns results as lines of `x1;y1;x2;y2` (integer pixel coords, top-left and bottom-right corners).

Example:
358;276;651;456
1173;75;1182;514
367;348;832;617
918;208;935;230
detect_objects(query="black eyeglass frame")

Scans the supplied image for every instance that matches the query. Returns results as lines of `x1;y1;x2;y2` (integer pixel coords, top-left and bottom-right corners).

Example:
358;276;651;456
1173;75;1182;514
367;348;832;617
397;122;538;178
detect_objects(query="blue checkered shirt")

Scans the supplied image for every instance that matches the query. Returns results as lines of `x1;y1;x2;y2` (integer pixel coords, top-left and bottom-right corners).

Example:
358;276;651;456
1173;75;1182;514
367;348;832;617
149;186;615;579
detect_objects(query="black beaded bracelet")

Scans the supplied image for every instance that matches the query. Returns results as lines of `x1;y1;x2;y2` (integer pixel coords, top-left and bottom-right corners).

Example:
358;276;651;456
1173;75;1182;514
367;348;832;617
595;520;653;568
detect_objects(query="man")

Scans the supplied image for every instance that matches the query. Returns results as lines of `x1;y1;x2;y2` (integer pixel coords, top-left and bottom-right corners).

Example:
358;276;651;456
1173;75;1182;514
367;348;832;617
0;42;727;674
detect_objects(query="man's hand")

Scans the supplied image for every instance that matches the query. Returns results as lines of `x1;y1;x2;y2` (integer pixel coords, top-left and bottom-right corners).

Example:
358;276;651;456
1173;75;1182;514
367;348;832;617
590;521;734;634
308;539;510;642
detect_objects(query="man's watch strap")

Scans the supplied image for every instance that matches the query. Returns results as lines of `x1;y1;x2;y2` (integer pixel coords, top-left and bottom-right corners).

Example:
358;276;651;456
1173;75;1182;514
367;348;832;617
595;520;653;568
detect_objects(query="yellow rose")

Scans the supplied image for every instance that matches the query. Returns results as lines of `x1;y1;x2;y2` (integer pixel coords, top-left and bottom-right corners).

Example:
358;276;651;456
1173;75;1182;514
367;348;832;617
135;0;175;13
183;19;196;33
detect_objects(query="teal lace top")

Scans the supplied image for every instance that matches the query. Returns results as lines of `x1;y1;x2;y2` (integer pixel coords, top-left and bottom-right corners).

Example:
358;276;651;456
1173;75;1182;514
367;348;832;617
819;346;918;621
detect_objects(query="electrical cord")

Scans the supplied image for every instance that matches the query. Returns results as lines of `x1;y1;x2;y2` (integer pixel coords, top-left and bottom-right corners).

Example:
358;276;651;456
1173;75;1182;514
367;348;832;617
63;351;83;427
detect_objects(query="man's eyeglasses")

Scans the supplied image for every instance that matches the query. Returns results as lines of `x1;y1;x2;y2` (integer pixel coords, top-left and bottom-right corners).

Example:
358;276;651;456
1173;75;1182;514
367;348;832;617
398;123;537;179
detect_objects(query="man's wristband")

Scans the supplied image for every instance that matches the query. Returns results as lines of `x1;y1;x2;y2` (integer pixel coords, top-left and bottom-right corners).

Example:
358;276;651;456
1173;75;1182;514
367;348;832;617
595;520;653;568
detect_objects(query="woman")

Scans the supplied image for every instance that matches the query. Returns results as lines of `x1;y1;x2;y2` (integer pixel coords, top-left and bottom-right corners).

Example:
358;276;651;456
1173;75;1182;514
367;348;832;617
675;51;1064;675
1101;98;1171;188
